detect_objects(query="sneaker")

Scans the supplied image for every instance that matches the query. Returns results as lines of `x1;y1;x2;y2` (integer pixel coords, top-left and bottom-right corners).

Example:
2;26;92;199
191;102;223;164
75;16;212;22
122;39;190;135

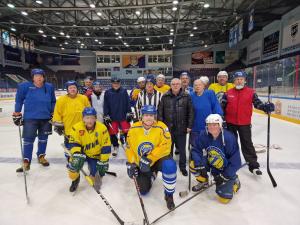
249;167;262;175
165;195;175;210
180;168;188;176
192;181;208;192
112;146;118;157
69;175;80;192
16;159;30;173
38;155;50;167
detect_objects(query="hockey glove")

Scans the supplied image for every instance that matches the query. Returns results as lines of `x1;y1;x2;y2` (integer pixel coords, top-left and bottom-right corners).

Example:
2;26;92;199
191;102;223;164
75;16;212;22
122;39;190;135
263;102;275;114
103;115;112;126
126;162;138;179
69;153;86;172
126;112;134;123
139;156;152;173
12;112;23;126
96;160;109;177
214;173;229;186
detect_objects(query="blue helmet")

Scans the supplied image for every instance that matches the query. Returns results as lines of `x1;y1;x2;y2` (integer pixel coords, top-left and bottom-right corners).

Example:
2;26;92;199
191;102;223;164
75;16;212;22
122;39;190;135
141;105;157;115
93;80;101;86
82;107;97;117
65;80;78;89
233;71;247;80
31;68;45;77
146;75;155;85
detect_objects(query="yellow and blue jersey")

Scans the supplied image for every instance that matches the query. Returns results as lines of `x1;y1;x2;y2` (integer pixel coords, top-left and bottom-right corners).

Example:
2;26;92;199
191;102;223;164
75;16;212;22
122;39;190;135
126;121;171;166
154;84;170;94
191;130;241;178
52;94;90;136
68;121;111;162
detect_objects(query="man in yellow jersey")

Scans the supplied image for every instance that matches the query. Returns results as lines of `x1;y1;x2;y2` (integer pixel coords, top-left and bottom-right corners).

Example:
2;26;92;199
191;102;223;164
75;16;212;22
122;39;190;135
67;107;111;192
126;105;177;210
52;80;90;160
154;74;170;94
208;71;234;102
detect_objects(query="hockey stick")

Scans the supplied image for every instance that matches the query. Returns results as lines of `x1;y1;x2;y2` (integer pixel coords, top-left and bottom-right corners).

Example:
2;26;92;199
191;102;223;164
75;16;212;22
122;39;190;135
266;86;277;188
179;134;191;198
152;162;248;224
80;168;140;225
150;182;215;225
17;125;30;204
133;177;150;225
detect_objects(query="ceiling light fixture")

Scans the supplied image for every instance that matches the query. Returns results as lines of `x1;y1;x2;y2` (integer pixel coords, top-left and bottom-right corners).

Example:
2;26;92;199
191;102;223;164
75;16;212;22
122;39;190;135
173;0;179;4
172;6;177;11
10;27;16;32
146;37;150;41
59;31;65;36
193;26;197;30
21;11;28;16
135;10;141;16
95;39;98;42
7;3;15;8
85;32;90;36
66;35;70;38
90;3;96;8
204;3;210;8
36;1;43;4
97;12;102;16
52;36;56;39
42;34;47;37
77;40;81;43
38;29;44;34
190;33;194;37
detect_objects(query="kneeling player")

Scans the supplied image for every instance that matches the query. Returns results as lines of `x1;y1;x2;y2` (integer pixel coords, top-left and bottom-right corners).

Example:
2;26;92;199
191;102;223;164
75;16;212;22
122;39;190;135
125;105;177;210
67;107;111;192
190;114;242;203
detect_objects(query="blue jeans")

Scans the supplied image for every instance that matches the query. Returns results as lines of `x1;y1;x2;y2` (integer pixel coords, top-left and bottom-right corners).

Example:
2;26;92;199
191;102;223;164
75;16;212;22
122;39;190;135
22;119;52;162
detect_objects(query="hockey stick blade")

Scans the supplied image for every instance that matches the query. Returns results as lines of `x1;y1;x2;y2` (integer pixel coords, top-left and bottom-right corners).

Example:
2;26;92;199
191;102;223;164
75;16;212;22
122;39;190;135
150;182;215;225
106;171;117;177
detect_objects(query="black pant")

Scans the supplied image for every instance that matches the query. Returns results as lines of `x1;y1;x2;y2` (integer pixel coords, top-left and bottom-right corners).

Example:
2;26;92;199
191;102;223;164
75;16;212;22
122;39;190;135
227;124;260;169
171;133;187;170
110;133;127;147
137;156;171;194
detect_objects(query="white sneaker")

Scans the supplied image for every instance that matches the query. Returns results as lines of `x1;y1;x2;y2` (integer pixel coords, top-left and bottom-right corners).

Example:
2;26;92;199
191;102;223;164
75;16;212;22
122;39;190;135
112;146;118;157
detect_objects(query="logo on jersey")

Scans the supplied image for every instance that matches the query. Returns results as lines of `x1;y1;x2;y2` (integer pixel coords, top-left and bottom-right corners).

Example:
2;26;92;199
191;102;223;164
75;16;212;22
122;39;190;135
79;130;85;136
206;146;227;170
137;142;154;157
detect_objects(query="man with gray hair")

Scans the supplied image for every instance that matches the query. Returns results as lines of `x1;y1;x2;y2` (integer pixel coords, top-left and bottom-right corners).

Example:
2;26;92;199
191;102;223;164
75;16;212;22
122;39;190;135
158;78;194;176
180;72;193;94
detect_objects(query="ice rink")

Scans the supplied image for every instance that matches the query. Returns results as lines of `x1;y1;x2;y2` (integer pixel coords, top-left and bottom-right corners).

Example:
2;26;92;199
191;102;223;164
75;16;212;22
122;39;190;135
1;99;300;225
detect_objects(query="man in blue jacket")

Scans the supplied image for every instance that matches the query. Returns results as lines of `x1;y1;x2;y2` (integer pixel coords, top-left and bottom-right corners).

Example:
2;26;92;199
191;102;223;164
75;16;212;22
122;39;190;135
12;68;56;172
103;77;132;157
190;114;242;204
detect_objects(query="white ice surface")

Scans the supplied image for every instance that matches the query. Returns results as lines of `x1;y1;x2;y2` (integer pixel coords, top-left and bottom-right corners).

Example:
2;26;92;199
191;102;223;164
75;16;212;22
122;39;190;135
0;100;300;225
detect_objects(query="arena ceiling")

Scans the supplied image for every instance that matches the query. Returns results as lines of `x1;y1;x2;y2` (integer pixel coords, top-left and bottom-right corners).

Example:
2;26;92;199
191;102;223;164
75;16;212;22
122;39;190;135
0;0;298;51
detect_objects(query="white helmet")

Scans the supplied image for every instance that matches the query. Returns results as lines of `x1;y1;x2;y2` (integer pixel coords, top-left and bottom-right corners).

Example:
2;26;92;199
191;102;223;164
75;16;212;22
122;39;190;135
199;76;210;85
156;74;165;80
137;76;146;83
217;71;228;77
205;114;223;127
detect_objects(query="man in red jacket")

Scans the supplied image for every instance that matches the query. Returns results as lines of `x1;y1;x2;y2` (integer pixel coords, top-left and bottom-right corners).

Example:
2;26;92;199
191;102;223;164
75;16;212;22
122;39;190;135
221;71;274;175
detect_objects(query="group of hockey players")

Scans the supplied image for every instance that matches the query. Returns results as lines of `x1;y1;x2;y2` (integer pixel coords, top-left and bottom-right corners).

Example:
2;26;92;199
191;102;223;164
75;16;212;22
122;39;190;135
12;68;275;212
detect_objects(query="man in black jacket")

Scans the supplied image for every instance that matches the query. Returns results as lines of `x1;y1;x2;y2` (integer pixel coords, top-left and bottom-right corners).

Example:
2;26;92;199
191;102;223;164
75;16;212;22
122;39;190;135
158;78;194;176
